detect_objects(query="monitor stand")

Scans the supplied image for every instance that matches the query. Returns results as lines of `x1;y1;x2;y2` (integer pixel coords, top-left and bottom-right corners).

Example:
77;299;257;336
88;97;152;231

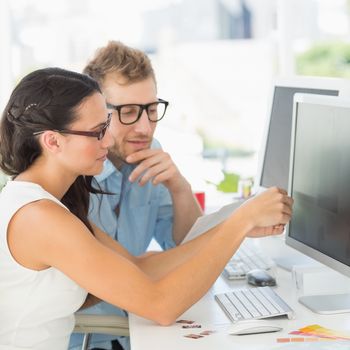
257;235;320;271
299;294;350;314
274;254;318;271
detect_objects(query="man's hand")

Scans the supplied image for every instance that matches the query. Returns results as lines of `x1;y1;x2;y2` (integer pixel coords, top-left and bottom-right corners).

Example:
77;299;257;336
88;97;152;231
127;148;202;245
126;149;188;193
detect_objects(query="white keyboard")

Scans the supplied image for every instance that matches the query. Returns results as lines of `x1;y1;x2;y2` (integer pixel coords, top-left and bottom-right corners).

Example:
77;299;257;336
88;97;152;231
215;286;295;322
223;245;275;279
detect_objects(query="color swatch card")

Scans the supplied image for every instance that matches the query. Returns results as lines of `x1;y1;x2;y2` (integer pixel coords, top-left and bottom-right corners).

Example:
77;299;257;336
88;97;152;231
290;324;350;340
275;324;350;347
273;340;350;350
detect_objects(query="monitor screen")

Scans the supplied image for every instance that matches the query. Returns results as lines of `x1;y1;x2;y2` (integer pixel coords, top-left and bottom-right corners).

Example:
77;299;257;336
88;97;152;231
259;85;338;190
287;94;350;279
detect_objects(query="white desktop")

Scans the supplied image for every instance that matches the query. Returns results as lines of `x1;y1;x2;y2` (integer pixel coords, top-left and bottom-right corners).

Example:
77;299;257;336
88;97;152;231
129;257;350;350
129;80;350;349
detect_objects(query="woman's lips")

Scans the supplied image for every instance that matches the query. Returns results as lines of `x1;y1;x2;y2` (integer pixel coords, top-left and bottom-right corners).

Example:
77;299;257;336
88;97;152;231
97;153;108;161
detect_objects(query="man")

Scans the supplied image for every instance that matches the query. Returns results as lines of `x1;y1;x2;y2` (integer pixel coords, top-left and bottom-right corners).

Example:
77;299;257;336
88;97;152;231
70;41;202;350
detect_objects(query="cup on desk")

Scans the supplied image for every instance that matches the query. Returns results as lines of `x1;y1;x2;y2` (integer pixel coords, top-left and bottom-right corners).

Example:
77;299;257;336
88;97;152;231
194;191;205;211
238;178;253;199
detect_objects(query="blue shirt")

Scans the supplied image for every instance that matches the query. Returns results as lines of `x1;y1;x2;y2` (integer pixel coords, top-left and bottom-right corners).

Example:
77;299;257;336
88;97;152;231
69;140;175;350
89;140;175;254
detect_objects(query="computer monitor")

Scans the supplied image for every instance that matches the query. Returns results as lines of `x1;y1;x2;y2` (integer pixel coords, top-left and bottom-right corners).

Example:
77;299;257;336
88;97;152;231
255;76;350;193
286;93;350;314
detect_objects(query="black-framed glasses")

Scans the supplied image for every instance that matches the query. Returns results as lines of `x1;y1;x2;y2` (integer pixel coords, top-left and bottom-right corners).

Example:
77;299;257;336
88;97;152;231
106;98;169;125
33;112;112;141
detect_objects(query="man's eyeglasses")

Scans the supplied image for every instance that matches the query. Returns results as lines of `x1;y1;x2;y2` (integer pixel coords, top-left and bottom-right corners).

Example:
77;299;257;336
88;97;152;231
33;112;112;141
106;98;169;125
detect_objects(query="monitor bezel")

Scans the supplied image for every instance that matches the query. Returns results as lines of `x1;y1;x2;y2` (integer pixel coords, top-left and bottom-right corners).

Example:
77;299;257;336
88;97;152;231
254;76;350;193
285;93;350;279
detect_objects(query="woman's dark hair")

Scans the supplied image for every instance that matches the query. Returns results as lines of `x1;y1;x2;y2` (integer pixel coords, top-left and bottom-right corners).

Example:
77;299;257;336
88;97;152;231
0;67;103;234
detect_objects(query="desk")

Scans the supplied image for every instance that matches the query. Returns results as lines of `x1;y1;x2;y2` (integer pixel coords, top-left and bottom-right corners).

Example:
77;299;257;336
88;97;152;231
129;237;350;349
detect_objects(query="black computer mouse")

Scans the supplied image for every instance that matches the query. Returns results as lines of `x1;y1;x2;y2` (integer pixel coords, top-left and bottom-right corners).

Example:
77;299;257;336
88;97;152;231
246;269;276;287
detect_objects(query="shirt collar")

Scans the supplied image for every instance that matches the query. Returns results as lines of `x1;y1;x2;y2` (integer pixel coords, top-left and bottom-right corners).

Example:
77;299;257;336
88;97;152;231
94;158;135;182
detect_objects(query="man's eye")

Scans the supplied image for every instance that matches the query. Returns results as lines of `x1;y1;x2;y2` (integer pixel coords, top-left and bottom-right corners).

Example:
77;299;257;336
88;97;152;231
148;107;158;113
121;106;138;114
122;111;134;116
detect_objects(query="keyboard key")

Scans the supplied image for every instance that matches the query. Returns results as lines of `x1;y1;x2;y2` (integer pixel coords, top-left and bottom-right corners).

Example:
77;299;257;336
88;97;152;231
226;291;253;319
251;288;279;314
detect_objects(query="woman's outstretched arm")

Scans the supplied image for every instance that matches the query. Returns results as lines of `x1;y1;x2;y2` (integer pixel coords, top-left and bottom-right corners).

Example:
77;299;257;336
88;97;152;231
8;187;292;326
93;187;292;280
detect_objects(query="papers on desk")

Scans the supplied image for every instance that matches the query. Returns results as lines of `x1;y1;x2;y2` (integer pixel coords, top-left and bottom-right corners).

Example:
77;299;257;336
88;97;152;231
181;199;246;244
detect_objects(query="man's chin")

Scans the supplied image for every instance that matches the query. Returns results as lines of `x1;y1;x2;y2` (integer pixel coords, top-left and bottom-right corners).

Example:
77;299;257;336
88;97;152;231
108;141;151;163
107;150;126;168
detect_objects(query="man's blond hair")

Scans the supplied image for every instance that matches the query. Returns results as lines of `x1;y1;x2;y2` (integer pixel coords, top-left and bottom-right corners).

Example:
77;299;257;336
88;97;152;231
83;41;156;86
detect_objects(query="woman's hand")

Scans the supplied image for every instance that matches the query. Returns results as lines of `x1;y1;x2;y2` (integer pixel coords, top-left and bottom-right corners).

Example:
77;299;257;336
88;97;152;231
246;224;285;238
237;187;293;238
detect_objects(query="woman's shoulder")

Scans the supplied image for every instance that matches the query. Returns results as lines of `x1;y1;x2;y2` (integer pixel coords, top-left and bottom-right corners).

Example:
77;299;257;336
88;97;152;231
1;181;66;208
0;181;70;232
2;180;48;197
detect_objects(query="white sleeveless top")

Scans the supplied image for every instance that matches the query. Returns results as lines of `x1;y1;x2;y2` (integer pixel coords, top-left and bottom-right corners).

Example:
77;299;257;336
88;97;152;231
0;181;88;350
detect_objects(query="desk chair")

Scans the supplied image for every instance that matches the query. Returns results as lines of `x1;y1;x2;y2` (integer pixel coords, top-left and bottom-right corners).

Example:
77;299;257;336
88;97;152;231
74;313;129;350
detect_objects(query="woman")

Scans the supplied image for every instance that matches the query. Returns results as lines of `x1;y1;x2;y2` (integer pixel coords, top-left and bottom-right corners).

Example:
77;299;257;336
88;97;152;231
0;67;293;349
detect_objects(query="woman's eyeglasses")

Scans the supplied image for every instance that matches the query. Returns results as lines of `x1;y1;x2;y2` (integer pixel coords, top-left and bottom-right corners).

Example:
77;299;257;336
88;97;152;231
33;112;112;141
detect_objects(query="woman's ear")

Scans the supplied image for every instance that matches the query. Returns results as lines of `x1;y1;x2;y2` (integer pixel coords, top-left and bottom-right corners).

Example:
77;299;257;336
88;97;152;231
40;131;61;153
